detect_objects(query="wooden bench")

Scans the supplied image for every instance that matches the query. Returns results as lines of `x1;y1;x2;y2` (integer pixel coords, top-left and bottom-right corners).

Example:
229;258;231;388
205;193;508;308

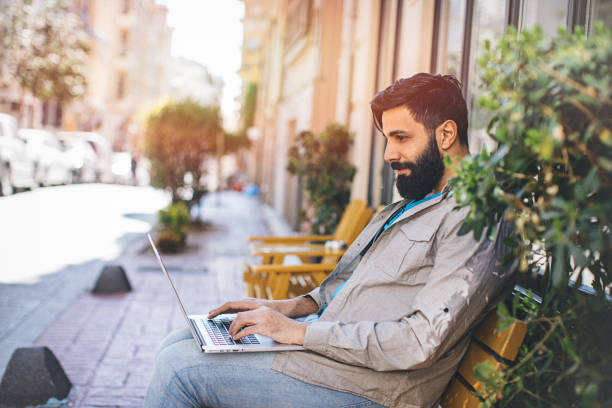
440;306;527;407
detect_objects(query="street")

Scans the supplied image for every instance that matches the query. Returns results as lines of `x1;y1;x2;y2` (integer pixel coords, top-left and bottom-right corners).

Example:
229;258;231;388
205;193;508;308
0;184;169;284
0;189;271;406
0;184;169;375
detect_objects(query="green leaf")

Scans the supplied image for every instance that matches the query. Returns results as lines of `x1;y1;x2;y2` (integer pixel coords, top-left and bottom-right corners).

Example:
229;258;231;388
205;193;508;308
560;336;580;363
474;360;498;383
497;302;514;333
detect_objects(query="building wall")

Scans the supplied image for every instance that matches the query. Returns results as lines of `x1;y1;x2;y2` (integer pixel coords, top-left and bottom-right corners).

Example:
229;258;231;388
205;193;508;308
82;0;171;150
240;0;346;228
240;0;612;227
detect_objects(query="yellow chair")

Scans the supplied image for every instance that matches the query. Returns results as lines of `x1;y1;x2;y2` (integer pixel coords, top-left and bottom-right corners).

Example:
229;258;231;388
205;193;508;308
248;200;368;246
243;262;337;299
440;309;527;407
244;204;374;299
250;203;372;266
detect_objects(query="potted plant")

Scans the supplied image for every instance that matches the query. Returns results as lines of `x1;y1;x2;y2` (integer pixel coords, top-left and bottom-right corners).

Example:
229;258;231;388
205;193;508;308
287;124;356;234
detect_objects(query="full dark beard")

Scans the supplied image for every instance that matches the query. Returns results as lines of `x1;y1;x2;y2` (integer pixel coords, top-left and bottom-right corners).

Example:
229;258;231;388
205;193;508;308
394;136;445;201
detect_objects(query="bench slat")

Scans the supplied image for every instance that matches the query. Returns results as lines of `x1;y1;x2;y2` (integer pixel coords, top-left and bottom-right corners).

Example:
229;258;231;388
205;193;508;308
473;312;527;361
457;342;506;394
439;377;482;408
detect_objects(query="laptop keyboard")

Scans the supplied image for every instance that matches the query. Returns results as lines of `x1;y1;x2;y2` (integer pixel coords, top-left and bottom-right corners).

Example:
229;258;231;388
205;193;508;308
203;318;260;346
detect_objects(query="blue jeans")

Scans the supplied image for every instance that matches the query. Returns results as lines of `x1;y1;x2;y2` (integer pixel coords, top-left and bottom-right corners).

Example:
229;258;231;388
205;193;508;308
145;328;385;408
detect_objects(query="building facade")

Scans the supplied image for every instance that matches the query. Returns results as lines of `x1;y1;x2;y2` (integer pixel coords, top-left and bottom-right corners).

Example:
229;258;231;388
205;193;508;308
0;0;173;152
71;0;172;151
240;0;612;226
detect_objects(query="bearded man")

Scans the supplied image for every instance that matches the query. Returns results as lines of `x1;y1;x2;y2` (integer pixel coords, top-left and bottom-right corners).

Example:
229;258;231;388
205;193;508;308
145;73;514;408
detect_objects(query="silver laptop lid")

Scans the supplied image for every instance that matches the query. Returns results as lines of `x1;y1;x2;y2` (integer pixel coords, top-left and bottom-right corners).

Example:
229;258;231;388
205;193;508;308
147;233;201;344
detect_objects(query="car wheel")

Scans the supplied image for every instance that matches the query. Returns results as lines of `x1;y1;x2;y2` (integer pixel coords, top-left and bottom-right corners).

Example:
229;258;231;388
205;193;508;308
0;165;14;196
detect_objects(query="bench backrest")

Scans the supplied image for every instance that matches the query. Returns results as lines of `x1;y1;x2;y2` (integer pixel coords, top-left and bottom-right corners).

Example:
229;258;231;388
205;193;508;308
321;205;373;265
332;200;367;243
440;309;527;407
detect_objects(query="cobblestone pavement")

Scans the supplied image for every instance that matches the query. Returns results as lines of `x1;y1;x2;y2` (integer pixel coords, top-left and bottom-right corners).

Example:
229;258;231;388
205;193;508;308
25;192;281;407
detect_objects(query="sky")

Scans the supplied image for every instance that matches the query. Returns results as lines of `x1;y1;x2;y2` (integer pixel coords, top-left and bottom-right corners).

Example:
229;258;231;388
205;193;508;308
157;0;245;131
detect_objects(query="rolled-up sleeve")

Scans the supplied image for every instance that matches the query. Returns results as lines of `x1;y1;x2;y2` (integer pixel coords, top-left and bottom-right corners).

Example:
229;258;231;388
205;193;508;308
303;287;322;311
302;216;514;371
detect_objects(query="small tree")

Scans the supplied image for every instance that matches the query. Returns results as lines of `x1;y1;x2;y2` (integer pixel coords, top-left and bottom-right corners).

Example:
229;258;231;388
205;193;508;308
448;24;611;406
143;98;222;207
287;124;356;234
0;0;89;117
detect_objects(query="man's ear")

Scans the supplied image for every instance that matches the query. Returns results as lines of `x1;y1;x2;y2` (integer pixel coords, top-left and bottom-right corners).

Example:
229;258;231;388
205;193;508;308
436;120;458;151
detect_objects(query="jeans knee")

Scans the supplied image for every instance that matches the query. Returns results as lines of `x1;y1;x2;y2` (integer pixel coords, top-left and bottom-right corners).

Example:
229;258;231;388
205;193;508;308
149;340;208;407
155;329;192;362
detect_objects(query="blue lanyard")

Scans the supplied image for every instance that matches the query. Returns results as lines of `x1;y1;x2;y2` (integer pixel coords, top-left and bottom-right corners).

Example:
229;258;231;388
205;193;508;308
324;191;442;311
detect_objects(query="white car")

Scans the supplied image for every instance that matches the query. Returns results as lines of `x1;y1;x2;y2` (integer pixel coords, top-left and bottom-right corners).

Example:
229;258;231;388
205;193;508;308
19;128;71;186
58;131;112;183
111;152;134;184
0;113;36;195
59;137;98;183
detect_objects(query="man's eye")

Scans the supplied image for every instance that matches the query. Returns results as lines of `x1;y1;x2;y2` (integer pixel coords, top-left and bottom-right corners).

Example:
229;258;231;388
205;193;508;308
396;135;409;142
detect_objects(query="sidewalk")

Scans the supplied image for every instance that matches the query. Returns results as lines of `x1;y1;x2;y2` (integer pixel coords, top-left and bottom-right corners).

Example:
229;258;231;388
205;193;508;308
25;191;289;407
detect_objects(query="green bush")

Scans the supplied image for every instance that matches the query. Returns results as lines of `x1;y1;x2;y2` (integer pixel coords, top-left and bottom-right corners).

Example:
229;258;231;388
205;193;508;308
448;24;611;406
157;202;190;250
143;98;221;207
287;124;356;234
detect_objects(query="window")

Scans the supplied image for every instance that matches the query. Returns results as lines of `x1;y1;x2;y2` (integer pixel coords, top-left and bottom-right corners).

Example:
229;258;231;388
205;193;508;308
465;0;508;152
589;0;612;33
395;0;437;78
434;0;467;77
521;0;569;36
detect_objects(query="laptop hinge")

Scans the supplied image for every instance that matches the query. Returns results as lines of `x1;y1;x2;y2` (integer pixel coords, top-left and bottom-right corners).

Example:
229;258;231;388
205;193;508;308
189;318;206;347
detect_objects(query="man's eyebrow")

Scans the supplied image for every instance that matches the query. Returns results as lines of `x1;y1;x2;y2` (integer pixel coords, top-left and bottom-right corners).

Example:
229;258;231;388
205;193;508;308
387;130;410;137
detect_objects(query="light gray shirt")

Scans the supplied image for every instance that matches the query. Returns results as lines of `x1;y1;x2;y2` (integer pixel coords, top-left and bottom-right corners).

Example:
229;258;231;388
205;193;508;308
271;185;515;407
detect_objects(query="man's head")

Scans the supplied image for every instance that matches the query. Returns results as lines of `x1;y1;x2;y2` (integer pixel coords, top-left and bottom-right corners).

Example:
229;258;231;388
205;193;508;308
370;73;469;201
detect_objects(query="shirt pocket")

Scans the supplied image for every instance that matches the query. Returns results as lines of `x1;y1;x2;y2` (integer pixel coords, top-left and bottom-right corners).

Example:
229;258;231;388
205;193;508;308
370;221;436;281
397;222;436;283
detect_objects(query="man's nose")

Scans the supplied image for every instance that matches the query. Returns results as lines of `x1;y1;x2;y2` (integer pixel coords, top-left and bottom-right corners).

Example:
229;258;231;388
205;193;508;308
384;141;400;162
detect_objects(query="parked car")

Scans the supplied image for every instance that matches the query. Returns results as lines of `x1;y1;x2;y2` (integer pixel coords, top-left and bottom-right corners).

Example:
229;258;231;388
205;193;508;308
111;152;134;184
0;113;36;195
57;131;112;183
19;128;71;186
58;137;98;183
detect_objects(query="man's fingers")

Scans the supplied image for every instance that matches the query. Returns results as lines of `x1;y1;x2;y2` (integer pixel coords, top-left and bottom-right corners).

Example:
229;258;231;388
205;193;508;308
208;298;265;318
232;324;258;340
228;310;258;337
208;303;231;318
208;300;252;318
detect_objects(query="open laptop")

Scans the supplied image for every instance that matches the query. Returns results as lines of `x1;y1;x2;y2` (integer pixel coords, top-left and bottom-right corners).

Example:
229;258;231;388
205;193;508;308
147;233;305;353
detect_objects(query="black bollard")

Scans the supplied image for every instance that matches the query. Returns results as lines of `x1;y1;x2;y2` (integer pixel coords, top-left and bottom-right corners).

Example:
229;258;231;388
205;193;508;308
91;264;132;294
0;347;71;406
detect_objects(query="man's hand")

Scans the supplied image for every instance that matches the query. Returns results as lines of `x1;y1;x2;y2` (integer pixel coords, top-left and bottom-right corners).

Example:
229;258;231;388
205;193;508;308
209;296;318;319
208;298;271;319
228;306;308;345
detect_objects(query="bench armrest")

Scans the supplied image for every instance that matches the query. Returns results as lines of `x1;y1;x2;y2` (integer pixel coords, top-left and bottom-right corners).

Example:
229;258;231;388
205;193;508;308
248;234;334;243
